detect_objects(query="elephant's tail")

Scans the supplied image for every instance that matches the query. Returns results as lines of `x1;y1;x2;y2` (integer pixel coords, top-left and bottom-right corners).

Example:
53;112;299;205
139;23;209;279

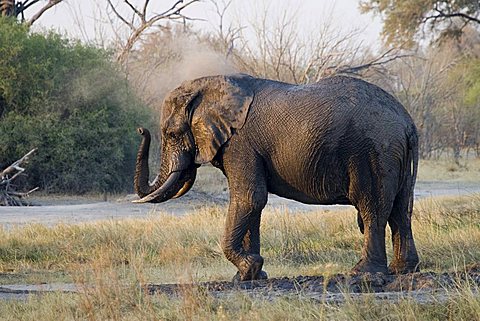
406;126;419;219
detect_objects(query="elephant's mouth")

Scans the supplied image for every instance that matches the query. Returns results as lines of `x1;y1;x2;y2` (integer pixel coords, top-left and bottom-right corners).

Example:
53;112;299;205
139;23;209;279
133;166;197;204
172;165;200;199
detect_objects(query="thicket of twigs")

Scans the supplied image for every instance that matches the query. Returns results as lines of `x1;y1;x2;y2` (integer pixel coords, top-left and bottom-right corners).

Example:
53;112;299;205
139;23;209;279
0;149;38;206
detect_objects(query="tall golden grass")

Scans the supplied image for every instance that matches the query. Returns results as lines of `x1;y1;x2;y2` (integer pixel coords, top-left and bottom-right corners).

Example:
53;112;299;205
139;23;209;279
0;194;479;320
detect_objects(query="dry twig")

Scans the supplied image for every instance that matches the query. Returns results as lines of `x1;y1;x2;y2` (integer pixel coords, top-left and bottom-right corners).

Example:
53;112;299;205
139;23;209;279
0;148;38;206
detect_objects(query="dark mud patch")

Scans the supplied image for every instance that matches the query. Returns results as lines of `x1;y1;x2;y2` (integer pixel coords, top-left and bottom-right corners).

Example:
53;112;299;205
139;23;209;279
146;269;480;303
2;269;479;302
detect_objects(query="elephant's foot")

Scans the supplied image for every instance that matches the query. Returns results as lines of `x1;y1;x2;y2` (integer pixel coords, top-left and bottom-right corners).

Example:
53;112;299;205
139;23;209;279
233;254;266;281
388;260;420;274
232;270;268;283
351;258;388;274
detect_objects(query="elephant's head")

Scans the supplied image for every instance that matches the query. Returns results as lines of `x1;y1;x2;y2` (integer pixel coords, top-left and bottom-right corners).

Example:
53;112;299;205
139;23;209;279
133;74;254;203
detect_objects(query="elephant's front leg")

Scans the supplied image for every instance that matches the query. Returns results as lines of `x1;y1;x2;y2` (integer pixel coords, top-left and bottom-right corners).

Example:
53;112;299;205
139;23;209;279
242;215;260;253
238;214;268;280
222;184;268;281
221;141;269;281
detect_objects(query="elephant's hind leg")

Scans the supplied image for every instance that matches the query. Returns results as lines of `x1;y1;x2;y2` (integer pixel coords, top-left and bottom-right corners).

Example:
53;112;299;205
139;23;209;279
351;204;390;274
348;158;395;274
387;184;420;274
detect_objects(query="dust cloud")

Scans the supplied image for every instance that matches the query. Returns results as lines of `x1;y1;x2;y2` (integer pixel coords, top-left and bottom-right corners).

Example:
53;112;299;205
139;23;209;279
173;40;236;84
127;32;237;110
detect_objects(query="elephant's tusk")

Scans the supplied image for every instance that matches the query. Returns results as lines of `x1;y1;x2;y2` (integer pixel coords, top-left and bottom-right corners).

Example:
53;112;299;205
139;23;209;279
172;168;196;199
172;180;192;199
132;171;181;203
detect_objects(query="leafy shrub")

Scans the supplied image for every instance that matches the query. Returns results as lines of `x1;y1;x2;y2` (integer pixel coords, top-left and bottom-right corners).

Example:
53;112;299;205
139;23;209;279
0;18;154;193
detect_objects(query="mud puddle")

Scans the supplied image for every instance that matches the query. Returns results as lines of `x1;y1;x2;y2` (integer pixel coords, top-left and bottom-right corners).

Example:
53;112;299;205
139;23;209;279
146;268;480;303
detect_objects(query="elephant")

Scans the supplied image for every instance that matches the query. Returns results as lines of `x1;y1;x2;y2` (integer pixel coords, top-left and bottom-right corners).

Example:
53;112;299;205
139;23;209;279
133;73;420;281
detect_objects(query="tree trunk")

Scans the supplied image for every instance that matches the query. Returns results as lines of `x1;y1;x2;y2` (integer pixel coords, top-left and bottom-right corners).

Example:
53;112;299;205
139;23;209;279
0;0;15;17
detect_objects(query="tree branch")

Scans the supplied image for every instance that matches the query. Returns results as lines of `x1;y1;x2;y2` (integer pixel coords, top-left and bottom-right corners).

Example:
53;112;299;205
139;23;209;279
0;148;37;182
27;0;64;26
21;0;42;12
110;0;202;65
332;49;413;75
142;0;150;20
107;0;135;31
424;10;480;25
124;0;142;20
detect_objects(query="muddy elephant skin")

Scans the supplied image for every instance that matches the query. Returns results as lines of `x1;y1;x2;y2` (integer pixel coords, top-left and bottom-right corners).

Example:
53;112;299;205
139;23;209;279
134;74;420;281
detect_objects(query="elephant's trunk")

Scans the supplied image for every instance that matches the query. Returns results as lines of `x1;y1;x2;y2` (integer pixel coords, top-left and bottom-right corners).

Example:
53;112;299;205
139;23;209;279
133;127;197;203
134;127;164;198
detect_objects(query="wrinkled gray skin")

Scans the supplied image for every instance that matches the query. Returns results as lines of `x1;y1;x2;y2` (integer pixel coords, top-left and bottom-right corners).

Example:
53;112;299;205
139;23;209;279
134;74;420;281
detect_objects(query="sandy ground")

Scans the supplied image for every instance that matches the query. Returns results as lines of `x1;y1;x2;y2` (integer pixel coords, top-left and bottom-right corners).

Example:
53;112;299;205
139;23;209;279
145;267;480;303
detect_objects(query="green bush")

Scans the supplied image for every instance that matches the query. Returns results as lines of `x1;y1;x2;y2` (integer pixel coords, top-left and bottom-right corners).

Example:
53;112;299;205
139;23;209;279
0;18;153;193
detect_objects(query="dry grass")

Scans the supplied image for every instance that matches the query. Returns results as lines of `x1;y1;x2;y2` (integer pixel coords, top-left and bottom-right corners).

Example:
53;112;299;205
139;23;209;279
0;194;479;319
1;195;479;281
417;158;480;182
0;280;479;320
192;165;229;195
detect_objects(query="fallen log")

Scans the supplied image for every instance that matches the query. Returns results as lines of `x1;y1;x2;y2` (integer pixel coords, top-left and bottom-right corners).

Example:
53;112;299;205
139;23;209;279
0;148;38;206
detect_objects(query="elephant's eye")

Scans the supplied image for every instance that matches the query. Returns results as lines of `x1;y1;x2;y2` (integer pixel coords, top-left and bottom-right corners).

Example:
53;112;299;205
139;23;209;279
167;131;178;139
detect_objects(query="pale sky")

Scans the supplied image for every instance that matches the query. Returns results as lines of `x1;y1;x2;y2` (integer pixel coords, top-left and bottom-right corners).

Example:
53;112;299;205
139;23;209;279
31;0;383;49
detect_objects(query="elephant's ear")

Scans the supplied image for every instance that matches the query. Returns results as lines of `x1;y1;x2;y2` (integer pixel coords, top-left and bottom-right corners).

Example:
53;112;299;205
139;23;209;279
190;75;254;164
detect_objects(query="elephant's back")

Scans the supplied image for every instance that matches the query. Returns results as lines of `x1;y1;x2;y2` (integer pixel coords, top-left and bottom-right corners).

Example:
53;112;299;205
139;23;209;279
246;75;413;148
241;76;415;203
252;76;414;138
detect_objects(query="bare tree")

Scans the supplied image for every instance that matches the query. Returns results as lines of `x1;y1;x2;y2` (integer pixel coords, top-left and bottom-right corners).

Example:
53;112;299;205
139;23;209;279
207;0;243;58
67;0;112;48
126;24;235;108
379;42;479;160
407;55;455;159
204;1;410;85
0;0;65;26
105;0;202;65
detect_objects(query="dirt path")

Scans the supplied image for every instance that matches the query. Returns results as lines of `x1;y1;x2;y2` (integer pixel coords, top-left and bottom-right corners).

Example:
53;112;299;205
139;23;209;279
0;181;479;228
0;191;228;228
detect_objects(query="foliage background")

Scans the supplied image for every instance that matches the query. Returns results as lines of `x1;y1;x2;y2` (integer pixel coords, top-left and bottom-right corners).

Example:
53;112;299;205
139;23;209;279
0;18;153;193
1;0;479;193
